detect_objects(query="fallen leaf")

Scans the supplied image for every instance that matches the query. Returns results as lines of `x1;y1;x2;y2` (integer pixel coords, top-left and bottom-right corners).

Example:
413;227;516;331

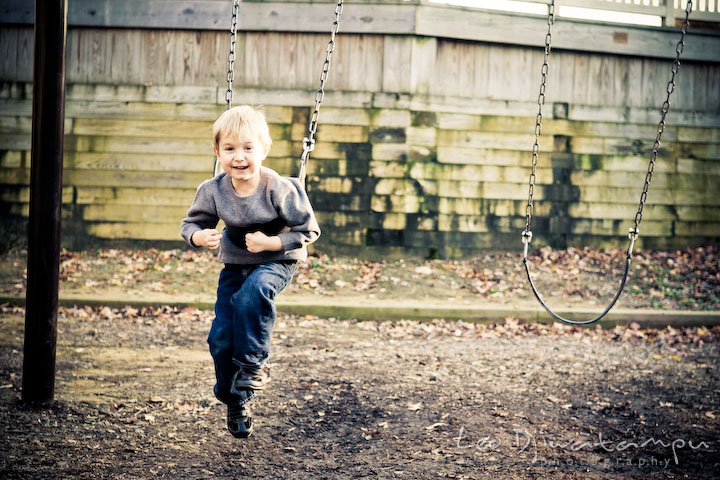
425;422;446;431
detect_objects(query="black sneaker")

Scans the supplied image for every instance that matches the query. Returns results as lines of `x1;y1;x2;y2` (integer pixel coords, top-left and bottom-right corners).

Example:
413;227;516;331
231;364;270;391
227;404;253;438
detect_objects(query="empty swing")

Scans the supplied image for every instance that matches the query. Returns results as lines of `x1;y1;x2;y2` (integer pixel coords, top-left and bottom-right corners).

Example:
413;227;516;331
214;0;344;186
521;0;694;325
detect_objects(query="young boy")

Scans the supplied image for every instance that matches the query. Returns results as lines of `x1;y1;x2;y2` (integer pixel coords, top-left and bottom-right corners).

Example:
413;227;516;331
181;105;320;438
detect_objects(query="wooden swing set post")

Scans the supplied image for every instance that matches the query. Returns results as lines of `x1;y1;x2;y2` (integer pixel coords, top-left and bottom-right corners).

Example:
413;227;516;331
22;0;68;403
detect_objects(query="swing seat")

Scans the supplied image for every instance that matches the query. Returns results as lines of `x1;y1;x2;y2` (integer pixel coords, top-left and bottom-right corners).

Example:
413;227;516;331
225;217;288;250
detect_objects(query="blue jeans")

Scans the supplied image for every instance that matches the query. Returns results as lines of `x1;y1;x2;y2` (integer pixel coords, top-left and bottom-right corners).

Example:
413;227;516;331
208;261;298;406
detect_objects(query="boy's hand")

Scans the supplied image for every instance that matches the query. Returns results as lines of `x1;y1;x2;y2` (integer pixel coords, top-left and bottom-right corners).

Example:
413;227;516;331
245;231;283;253
192;228;222;250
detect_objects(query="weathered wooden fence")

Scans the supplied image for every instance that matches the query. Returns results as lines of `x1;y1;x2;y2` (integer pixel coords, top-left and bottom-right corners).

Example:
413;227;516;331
1;0;719;257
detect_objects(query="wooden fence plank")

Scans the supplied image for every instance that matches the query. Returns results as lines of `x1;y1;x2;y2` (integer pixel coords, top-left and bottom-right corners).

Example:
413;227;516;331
587;56;607;107
66;152;213;173
63;169;208;189
707;64;720;113
437;147;527;166
439;130;535;151
75;187;197;206
86;28;112;84
434;39;460;97
198;30;227;86
569;202;679;221
243;32;262;88
382;36;412;93
15;27;33;82
82;204;189;222
581;185;720;206
571;53;589;106
571;218;671;237
1;186;73;204
641;57;666;110
676;206;720;222
291;33;322;91
678;157;720;176
675;221;720;237
552;51;575;105
0;134;31;151
71;118;212;138
87;222;183;241
410;37;437;96
110;29;142;84
0;26;19;80
471;43;490;99
408;162;553;184
571;170;711;190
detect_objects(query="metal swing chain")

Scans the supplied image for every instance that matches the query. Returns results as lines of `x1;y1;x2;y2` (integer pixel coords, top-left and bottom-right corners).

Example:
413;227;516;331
521;0;692;326
225;0;240;110
632;0;692;239
298;0;344;186
522;0;555;250
214;0;240;177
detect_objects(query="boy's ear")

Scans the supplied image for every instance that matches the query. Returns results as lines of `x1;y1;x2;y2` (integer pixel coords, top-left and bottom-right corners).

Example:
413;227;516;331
212;144;220;157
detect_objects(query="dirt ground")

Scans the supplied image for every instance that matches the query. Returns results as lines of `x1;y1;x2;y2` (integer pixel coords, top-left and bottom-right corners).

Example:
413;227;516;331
1;302;719;479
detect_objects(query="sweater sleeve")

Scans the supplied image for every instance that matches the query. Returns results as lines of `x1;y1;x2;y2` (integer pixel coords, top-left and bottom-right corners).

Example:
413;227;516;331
181;182;220;248
274;178;321;252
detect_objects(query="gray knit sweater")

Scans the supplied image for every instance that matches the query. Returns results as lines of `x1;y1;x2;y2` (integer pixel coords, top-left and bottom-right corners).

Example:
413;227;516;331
181;167;320;264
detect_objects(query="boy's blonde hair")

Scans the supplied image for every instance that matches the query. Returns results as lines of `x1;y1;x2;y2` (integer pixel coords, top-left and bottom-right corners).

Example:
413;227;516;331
213;105;272;153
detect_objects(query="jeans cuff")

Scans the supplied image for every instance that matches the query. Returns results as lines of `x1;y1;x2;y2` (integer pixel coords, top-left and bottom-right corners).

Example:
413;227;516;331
215;385;256;407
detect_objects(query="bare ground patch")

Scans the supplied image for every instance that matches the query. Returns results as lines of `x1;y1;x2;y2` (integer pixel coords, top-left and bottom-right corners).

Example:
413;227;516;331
1;306;719;479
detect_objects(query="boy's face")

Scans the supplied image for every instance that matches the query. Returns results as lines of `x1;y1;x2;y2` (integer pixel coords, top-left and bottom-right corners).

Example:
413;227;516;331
214;133;267;190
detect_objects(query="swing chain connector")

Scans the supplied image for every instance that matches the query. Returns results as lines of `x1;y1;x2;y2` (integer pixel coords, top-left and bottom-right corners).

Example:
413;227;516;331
627;227;639;258
521;230;533;259
301;137;315;160
298;137;316;185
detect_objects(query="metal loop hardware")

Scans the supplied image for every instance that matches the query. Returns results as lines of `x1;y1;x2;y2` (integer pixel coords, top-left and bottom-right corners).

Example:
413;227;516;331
301;137;316;161
521;0;692;326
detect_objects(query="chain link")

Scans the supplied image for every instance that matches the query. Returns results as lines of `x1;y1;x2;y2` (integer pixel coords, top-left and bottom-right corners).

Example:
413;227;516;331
299;0;344;185
632;1;692;236
225;0;240;110
522;0;555;246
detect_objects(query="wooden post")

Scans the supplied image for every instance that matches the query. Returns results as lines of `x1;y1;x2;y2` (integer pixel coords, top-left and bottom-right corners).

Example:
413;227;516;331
22;0;68;403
